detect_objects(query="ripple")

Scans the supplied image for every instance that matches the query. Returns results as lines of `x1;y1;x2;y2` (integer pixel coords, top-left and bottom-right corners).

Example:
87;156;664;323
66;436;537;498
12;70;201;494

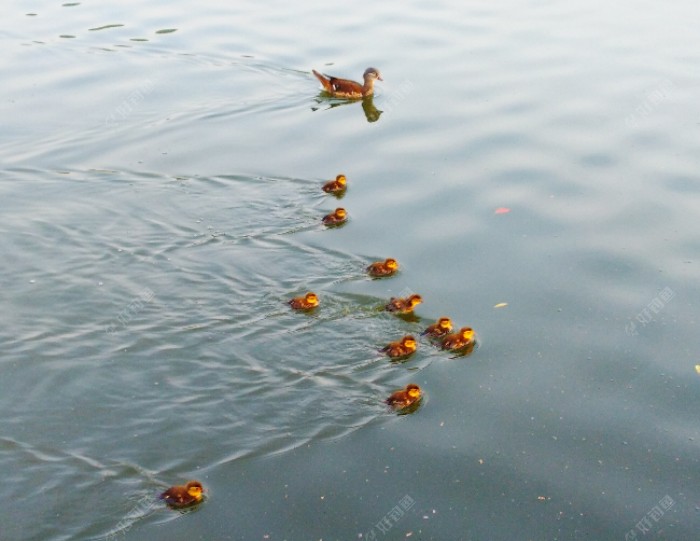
0;168;443;477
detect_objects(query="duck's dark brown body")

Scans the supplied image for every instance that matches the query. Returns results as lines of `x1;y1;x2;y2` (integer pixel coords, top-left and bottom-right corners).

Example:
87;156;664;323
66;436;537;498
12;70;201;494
322;174;347;194
422;317;453;338
312;67;382;99
381;335;417;358
288;292;319;310
441;327;475;350
386;383;422;408
385;294;422;313
367;258;399;277
322;208;347;226
160;480;204;508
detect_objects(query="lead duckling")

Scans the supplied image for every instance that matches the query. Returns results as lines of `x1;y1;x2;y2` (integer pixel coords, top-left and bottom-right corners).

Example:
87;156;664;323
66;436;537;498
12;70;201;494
322;174;347;194
322;207;347;226
381;335;418;358
386;383;422;409
367;258;399;278
441;327;476;351
385;294;422;313
160;480;205;509
288;292;319;310
421;317;453;338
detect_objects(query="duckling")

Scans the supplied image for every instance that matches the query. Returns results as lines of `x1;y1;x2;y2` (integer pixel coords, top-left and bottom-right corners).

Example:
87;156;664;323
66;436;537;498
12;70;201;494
322;174;347;194
322;207;347;226
160;480;205;509
367;258;399;278
421;317;453;338
386;383;422;409
288;292;319;310
385;294;422;313
381;335;418;358
312;67;383;99
441;327;476;351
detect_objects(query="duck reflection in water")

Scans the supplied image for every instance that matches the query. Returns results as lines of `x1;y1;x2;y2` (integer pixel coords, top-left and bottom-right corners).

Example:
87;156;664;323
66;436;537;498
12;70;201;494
311;95;383;123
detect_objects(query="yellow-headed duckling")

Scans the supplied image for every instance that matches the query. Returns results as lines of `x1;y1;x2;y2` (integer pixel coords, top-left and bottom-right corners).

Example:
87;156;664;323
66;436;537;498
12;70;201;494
385;294;422;313
441;327;476;351
288;292;319;310
386;383;422;409
381;335;418;358
322;207;347;226
160;480;205;509
367;258;399;278
421;317;453;338
322;174;347;194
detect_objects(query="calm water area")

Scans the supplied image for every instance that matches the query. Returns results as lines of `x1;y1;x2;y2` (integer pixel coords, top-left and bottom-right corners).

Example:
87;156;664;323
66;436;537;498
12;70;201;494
1;1;700;540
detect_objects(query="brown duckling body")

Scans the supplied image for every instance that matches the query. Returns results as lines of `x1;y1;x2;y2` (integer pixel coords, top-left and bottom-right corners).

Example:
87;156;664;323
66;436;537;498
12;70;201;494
421;317;454;338
367;258;399;278
385;294;422;313
386;383;422;409
312;67;383;99
160;480;205;509
322;207;347;226
322;174;347;194
381;335;417;358
288;292;319;310
441;327;476;351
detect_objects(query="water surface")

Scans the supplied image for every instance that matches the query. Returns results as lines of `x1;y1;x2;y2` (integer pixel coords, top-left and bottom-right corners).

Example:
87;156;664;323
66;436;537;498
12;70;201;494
1;0;700;540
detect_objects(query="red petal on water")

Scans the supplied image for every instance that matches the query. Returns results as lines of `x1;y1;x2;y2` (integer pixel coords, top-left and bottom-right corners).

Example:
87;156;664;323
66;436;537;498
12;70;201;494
494;207;511;214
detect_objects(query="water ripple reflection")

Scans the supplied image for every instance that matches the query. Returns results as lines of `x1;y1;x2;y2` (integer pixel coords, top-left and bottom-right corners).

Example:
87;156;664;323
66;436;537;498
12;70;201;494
1;168;435;472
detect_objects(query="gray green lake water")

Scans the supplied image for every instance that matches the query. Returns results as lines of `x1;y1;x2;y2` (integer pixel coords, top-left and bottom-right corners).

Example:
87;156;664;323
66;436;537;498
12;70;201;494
2;0;700;539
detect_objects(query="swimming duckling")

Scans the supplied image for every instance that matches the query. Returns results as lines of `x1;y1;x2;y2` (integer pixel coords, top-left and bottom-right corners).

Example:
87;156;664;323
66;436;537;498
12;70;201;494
381;335;418;358
288;292;319;310
322;207;347;226
160;480;205;509
312;67;383;99
385;294;422;313
386;383;422;409
367;258;399;278
322;174;347;194
441;327;476;351
421;317;453;338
